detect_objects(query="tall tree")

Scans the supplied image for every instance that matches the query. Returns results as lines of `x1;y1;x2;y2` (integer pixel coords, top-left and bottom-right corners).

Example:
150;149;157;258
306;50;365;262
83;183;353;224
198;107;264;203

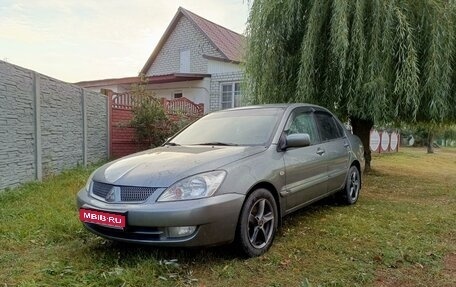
245;0;456;171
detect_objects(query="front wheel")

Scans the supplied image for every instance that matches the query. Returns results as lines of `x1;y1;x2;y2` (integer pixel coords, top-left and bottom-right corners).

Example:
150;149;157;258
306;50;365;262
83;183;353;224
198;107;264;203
338;165;361;205
237;188;278;257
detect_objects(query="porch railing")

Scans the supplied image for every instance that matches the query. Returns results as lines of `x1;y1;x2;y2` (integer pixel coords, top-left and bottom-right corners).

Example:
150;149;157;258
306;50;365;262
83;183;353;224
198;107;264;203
109;91;204;117
162;97;204;117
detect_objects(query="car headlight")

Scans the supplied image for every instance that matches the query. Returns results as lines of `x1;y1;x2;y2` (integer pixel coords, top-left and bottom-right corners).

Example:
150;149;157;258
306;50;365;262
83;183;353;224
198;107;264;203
157;171;226;202
85;170;97;193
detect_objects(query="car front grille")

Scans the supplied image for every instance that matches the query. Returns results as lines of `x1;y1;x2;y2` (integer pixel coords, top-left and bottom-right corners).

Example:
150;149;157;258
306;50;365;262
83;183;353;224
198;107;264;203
92;181;158;202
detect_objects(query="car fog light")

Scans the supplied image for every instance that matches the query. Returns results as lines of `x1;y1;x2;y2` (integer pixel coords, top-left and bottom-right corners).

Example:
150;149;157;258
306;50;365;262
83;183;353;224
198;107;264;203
167;226;196;238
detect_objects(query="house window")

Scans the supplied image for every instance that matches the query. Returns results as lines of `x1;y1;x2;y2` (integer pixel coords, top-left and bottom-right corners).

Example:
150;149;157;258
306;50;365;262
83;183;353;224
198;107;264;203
173;91;183;99
221;82;241;109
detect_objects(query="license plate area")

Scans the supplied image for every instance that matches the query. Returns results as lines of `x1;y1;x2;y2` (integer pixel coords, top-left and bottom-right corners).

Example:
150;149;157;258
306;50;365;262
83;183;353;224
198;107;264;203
79;208;126;230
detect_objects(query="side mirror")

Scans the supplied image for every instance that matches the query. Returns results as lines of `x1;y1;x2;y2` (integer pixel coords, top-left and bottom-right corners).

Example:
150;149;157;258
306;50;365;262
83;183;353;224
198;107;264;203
285;133;311;149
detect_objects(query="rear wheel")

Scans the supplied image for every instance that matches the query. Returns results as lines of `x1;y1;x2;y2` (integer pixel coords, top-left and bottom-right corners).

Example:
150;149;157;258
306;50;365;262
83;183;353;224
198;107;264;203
237;188;278;257
338;165;361;205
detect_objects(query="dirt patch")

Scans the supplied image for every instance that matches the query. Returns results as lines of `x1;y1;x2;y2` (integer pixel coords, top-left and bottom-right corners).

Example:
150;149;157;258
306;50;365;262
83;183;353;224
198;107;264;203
444;252;456;276
374;253;456;287
373;266;424;287
438;252;456;287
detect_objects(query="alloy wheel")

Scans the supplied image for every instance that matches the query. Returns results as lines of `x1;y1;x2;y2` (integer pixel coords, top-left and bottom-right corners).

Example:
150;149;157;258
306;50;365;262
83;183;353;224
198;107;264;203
349;169;360;201
248;198;275;249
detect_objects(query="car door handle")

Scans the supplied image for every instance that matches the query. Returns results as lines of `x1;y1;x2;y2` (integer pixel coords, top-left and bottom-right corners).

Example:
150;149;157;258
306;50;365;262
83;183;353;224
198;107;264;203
343;141;350;148
316;148;325;156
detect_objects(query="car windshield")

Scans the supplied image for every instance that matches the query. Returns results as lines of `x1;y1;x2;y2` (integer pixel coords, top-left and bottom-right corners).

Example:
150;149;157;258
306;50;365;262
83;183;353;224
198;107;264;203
170;108;283;146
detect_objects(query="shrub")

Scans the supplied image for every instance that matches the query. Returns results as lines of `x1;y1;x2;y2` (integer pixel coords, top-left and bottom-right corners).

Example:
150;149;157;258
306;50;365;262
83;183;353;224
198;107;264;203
129;82;198;148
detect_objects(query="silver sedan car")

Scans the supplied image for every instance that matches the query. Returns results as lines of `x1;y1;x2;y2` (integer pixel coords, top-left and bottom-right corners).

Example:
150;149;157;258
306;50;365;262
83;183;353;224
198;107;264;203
77;104;365;257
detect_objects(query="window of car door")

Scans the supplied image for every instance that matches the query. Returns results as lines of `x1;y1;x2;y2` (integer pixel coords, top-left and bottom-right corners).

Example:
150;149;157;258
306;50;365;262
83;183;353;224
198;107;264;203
285;110;319;145
314;112;343;141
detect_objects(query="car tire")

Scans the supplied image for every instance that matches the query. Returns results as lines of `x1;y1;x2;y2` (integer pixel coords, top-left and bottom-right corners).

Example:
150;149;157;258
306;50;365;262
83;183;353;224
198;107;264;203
337;165;361;205
237;188;278;257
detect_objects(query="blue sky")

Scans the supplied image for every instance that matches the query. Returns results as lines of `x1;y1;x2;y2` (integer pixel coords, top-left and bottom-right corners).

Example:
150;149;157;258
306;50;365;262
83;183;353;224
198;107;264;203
0;0;250;82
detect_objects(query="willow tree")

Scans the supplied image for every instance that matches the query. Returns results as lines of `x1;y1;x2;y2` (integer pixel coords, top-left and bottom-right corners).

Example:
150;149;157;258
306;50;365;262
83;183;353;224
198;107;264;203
245;0;456;170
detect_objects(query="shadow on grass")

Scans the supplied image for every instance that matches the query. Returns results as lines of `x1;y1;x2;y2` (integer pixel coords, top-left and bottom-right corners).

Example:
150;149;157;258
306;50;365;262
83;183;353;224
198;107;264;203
279;195;343;228
79;196;344;267
80;234;245;269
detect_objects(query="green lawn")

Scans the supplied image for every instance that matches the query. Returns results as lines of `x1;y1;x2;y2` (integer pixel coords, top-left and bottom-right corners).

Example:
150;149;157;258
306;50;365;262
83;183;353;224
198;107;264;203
1;148;455;286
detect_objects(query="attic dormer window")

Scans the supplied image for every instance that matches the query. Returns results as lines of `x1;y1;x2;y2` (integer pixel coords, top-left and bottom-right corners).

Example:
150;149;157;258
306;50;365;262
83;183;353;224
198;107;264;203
180;49;190;73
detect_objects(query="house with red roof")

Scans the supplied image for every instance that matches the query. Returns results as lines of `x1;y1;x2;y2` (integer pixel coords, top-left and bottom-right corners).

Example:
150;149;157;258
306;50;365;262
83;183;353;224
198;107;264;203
76;7;245;114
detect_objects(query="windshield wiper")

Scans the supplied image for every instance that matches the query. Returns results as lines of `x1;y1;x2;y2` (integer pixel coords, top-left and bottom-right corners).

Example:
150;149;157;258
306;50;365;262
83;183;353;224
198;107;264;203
196;142;239;146
164;142;180;146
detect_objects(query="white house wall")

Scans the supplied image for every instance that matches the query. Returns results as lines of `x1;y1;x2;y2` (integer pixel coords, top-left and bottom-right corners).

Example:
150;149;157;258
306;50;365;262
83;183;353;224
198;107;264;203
207;60;243;74
147;78;211;113
146;16;223;76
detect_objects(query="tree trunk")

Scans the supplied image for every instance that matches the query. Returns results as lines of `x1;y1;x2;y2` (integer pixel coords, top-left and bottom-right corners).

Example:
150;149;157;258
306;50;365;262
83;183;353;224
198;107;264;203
427;131;435;153
350;117;374;173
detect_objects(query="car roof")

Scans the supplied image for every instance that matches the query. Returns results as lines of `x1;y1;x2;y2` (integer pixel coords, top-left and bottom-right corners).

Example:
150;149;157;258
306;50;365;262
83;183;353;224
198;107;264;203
219;103;330;113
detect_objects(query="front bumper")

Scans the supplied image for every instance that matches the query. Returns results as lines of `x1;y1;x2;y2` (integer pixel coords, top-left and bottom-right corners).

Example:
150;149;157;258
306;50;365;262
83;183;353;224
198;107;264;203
76;188;245;247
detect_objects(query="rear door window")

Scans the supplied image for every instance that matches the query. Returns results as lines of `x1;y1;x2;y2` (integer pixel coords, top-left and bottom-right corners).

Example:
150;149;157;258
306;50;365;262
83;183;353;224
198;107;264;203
314;112;342;141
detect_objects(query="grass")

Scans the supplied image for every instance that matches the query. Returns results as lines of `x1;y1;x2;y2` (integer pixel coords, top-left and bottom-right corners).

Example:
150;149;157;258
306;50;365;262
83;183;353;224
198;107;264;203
0;147;455;286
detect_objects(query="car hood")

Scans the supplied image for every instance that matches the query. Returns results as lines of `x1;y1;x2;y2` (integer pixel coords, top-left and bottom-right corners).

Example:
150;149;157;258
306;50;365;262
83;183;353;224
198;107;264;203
93;145;266;187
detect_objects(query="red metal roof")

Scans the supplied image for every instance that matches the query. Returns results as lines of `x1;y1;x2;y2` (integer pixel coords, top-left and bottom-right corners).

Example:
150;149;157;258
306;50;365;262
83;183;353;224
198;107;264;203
181;8;245;63
140;7;246;75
